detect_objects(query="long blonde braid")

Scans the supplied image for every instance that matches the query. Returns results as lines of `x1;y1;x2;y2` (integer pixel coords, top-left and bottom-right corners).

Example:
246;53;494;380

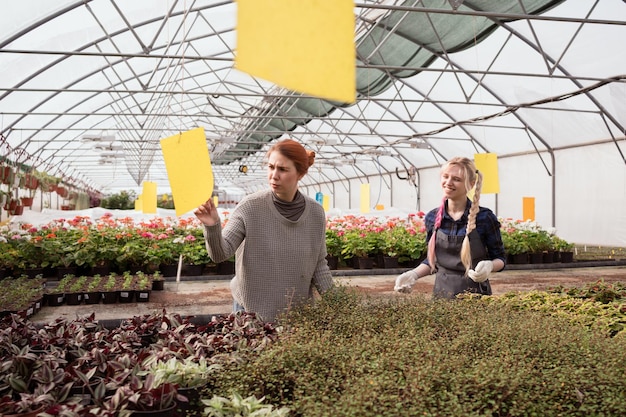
460;164;482;275
426;197;446;274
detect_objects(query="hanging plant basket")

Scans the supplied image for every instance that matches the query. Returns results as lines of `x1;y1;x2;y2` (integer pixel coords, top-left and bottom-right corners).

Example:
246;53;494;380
23;173;39;190
0;165;14;185
40;182;57;192
56;185;69;198
7;199;18;212
21;196;34;207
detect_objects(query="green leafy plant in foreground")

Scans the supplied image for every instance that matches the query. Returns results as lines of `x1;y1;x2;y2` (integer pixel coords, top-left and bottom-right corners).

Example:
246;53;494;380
487;279;626;337
202;392;290;417
206;285;626;417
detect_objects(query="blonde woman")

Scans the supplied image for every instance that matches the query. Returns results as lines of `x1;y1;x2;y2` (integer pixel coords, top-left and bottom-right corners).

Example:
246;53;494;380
394;157;506;298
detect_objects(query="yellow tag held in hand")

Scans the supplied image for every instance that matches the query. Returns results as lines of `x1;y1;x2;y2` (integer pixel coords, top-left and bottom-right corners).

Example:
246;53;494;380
160;127;214;216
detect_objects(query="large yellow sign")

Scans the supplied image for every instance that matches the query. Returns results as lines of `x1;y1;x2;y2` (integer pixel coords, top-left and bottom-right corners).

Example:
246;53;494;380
160;127;214;216
235;0;356;104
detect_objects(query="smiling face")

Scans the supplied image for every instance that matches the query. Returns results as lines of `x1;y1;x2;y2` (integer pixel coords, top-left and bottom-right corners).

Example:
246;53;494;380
440;163;472;201
266;150;304;201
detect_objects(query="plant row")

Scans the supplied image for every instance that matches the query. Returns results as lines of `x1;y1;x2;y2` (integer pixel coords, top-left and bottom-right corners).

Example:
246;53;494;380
0;272;165;317
212;284;626;416
3;279;626;416
0;310;283;416
0;213;578;278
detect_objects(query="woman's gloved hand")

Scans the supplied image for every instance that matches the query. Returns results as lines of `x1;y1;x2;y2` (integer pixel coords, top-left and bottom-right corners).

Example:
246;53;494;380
467;260;493;283
394;270;419;293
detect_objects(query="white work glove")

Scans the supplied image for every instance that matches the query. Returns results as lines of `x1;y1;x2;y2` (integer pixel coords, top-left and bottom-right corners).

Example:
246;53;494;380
467;260;493;283
394;270;419;293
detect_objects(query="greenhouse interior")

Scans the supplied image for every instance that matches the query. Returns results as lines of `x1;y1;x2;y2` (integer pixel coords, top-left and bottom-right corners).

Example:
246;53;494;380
1;1;626;416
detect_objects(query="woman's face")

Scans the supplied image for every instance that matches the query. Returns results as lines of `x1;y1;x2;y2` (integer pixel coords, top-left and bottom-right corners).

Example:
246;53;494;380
266;151;303;201
440;164;469;200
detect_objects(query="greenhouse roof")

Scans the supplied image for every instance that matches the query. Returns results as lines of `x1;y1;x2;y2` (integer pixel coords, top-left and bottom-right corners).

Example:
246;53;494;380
1;0;625;196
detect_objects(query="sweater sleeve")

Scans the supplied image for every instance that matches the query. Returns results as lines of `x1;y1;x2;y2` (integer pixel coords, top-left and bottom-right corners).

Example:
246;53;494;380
311;207;334;294
202;205;247;263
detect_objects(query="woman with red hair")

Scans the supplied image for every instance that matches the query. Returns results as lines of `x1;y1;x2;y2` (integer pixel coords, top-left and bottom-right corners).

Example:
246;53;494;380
195;138;334;321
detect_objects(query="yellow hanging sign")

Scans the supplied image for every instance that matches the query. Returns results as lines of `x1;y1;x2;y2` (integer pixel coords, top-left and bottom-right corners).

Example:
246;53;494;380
360;183;370;214
474;153;500;194
235;0;356;104
160;127;214;216
142;181;157;214
134;196;143;212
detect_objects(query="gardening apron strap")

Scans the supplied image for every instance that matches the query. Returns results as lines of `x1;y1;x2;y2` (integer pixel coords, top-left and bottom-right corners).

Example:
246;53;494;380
433;229;492;299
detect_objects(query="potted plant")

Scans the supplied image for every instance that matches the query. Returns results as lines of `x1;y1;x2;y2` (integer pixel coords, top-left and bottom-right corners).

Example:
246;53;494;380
22;172;39;191
40;229;81;278
377;227;408;268
0;276;45;318
144;238;180;275
0;390;56;417
74;229;118;276
501;230;531;264
65;275;88;306
1;165;15;185
201;393;290;417
324;228;343;270
140;357;221;415
0;357;73;416
109;371;184;416
151;272;165;291
118;271;135;303
12;234;46;277
45;277;70;307
20;192;35;208
101;273;119;304
84;274;103;305
0;241;18;278
180;239;210;276
340;230;375;269
394;227;427;267
552;236;575;263
524;230;553;263
0;189;8;207
134;272;151;303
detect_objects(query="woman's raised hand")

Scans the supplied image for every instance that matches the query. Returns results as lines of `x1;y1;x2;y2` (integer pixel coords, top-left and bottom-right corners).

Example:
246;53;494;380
194;199;220;226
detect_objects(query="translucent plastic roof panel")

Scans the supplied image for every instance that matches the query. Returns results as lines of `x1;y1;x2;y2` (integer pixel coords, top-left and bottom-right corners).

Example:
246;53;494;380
0;0;624;197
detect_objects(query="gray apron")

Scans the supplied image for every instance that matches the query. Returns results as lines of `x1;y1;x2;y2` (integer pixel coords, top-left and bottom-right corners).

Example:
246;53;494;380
432;229;492;299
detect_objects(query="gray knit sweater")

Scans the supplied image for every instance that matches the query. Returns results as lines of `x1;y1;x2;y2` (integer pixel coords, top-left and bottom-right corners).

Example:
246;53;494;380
203;189;334;321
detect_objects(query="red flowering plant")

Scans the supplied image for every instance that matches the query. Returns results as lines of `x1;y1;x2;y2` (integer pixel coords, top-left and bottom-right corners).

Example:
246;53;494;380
332;215;380;259
115;229;150;271
500;218;552;255
9;227;46;270
396;212;427;262
325;228;344;258
326;213;427;262
177;233;212;266
42;228;84;269
325;217;347;258
0;239;19;270
74;226;120;269
143;234;181;268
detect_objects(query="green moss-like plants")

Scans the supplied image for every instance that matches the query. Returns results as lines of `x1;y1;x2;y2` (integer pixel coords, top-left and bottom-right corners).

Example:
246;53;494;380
206;285;626;417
